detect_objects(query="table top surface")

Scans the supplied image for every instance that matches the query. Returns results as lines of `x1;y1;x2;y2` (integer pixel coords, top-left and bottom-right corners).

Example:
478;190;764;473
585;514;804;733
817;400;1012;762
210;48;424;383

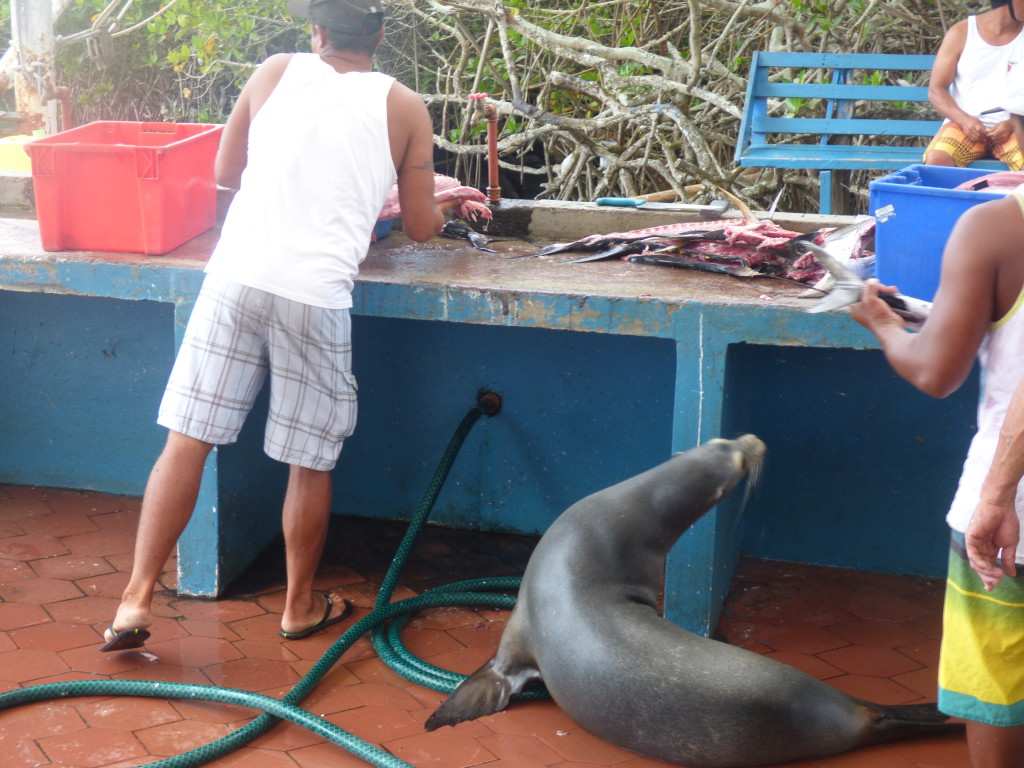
0;217;818;312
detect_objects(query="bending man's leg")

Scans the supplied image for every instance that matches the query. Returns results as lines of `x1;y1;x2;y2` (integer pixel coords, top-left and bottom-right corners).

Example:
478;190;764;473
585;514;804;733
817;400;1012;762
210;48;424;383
108;430;214;638
279;464;348;634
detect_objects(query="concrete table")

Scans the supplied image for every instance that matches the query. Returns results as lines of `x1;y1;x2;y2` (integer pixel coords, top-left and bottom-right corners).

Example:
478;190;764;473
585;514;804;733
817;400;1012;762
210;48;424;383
0;202;977;634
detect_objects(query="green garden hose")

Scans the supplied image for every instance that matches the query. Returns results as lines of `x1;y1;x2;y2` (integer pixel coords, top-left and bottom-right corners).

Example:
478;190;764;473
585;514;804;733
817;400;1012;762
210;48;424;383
0;391;546;768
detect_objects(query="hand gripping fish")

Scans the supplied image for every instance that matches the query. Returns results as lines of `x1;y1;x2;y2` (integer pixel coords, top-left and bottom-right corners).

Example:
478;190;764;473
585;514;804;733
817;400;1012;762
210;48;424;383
378;174;493;224
797;241;932;330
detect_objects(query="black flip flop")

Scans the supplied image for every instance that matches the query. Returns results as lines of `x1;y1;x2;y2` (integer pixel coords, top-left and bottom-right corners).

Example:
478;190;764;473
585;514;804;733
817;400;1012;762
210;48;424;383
99;626;151;652
279;594;352;640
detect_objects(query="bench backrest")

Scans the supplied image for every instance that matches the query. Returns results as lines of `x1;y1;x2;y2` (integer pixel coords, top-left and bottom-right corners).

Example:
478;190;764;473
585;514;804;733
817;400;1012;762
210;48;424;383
735;51;939;163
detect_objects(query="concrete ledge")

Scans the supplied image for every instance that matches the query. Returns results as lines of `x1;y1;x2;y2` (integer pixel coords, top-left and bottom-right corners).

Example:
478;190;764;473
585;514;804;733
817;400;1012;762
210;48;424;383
484;198;858;239
0;172;34;219
5;171;857;238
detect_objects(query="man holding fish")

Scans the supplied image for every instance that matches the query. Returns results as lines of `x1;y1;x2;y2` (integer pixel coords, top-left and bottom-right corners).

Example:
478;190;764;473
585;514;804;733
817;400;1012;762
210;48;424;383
849;83;1024;768
100;0;453;652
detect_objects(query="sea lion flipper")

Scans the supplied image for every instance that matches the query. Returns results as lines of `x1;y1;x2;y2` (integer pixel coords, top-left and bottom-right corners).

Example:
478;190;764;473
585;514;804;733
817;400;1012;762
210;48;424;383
424;655;540;731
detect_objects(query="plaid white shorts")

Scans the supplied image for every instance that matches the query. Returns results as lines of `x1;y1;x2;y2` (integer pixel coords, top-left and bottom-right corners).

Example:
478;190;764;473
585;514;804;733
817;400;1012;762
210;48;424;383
158;275;357;471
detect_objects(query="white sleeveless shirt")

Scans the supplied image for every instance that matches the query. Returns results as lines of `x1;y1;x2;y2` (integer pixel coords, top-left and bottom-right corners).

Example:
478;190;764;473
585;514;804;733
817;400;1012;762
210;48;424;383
946;186;1024;562
949;15;1024;128
206;54;397;309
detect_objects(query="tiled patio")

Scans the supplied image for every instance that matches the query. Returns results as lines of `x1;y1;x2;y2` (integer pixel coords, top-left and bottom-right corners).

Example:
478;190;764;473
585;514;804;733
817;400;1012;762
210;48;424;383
0;483;968;768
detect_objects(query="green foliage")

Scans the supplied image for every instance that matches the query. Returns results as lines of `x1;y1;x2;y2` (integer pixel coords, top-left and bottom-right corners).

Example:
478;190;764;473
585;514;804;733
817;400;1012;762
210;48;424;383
0;0;9;49
53;0;304;123
864;70;884;86
787;0;834;30
781;70;821;118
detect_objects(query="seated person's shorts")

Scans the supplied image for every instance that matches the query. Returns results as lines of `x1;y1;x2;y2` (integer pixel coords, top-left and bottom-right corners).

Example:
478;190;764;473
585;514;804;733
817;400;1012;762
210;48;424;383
925;121;1024;170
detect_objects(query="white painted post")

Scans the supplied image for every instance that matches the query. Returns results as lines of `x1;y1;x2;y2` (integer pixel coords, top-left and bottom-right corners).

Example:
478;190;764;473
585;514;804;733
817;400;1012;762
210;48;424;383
0;0;71;94
11;0;58;134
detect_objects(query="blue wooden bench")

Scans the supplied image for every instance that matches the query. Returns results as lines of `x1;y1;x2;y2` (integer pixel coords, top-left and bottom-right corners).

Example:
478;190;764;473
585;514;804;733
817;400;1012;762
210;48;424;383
735;51;1007;214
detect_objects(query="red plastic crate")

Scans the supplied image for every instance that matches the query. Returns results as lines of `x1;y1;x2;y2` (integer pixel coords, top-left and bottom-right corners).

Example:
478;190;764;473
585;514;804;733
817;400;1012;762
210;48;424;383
26;121;222;255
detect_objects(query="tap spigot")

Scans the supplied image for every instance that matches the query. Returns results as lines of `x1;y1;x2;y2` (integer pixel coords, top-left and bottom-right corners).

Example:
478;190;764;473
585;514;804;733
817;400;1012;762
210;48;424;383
468;92;501;204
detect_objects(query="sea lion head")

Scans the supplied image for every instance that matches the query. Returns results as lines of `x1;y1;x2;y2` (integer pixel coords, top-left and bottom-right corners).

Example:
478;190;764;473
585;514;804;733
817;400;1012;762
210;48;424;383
674;434;765;509
722;433;766;478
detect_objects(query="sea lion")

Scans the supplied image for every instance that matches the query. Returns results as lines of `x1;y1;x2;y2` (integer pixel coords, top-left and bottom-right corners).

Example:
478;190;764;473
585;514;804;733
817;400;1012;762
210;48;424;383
425;435;959;768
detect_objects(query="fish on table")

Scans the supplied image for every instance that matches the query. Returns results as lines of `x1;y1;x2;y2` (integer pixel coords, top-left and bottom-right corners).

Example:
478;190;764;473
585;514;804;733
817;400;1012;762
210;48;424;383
516;189;878;289
374;180;882;295
440;219;498;251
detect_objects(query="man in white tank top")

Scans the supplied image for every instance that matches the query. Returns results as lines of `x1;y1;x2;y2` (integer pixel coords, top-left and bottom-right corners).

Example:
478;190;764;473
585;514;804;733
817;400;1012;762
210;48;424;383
100;0;455;651
851;87;1024;768
925;0;1024;169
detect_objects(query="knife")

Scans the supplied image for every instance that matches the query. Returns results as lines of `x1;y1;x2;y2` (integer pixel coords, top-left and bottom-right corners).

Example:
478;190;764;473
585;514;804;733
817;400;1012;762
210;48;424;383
595;197;730;219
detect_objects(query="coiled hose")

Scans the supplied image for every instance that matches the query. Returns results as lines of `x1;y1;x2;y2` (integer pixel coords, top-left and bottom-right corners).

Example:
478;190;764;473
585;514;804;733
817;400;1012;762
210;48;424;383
0;391;546;768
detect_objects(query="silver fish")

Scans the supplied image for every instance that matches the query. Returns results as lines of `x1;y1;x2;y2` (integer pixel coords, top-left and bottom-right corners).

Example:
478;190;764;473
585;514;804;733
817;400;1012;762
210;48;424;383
798;241;931;330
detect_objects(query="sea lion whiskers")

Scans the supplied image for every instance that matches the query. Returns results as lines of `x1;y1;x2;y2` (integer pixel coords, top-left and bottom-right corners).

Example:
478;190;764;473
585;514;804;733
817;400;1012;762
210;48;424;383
693;440;762;531
738;461;760;518
705;436;764;511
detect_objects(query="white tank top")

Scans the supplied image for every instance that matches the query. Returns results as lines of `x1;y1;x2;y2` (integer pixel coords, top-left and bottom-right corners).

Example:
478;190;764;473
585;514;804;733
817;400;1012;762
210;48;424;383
946;186;1024;562
950;16;1024;128
206;54;397;309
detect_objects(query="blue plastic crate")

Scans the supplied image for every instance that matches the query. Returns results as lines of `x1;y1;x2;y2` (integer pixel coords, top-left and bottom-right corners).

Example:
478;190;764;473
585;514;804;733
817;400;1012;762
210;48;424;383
869;164;1007;301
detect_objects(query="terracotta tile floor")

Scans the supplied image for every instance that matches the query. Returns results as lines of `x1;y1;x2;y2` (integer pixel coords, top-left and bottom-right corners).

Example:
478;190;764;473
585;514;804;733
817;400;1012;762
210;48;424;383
0;484;969;768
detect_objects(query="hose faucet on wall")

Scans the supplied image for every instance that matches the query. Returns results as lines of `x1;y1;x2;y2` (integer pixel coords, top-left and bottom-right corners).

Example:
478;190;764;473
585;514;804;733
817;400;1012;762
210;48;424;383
468;92;501;204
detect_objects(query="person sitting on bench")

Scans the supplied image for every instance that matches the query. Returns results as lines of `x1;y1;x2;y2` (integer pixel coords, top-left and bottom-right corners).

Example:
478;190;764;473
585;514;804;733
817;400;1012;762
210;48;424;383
925;0;1024;170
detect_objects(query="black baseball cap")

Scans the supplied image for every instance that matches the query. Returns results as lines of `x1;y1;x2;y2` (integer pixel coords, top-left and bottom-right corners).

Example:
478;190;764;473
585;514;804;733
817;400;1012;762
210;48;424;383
288;0;384;35
992;0;1019;20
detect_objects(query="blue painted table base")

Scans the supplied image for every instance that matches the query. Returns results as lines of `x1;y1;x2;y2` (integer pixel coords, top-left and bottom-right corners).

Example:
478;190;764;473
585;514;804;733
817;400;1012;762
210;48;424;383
0;214;977;636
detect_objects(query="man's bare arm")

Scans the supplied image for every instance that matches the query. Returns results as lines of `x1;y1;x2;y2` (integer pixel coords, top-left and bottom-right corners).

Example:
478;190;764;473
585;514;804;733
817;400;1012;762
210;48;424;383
928;22;986;141
388;83;445;242
215;54;293;190
969;381;1024;589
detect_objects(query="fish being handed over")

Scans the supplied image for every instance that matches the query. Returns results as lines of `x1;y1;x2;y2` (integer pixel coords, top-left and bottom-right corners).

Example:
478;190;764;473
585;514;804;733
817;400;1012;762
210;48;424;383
792;217;876;296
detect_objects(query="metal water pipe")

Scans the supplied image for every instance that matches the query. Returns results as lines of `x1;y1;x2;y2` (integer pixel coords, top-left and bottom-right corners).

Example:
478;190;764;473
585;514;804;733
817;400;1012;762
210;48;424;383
11;0;58;134
468;92;501;204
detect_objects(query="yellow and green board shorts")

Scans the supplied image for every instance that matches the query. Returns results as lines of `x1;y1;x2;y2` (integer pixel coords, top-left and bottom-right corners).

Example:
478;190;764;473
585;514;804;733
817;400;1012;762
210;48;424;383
938;532;1024;726
924;122;1024;171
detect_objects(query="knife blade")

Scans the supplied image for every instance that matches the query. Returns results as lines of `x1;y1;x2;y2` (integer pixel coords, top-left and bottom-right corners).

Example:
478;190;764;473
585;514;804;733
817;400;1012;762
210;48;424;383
594;197;730;219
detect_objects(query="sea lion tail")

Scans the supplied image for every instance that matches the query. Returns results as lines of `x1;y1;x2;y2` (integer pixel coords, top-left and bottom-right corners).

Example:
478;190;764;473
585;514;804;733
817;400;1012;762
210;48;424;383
424;658;539;731
866;702;964;743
